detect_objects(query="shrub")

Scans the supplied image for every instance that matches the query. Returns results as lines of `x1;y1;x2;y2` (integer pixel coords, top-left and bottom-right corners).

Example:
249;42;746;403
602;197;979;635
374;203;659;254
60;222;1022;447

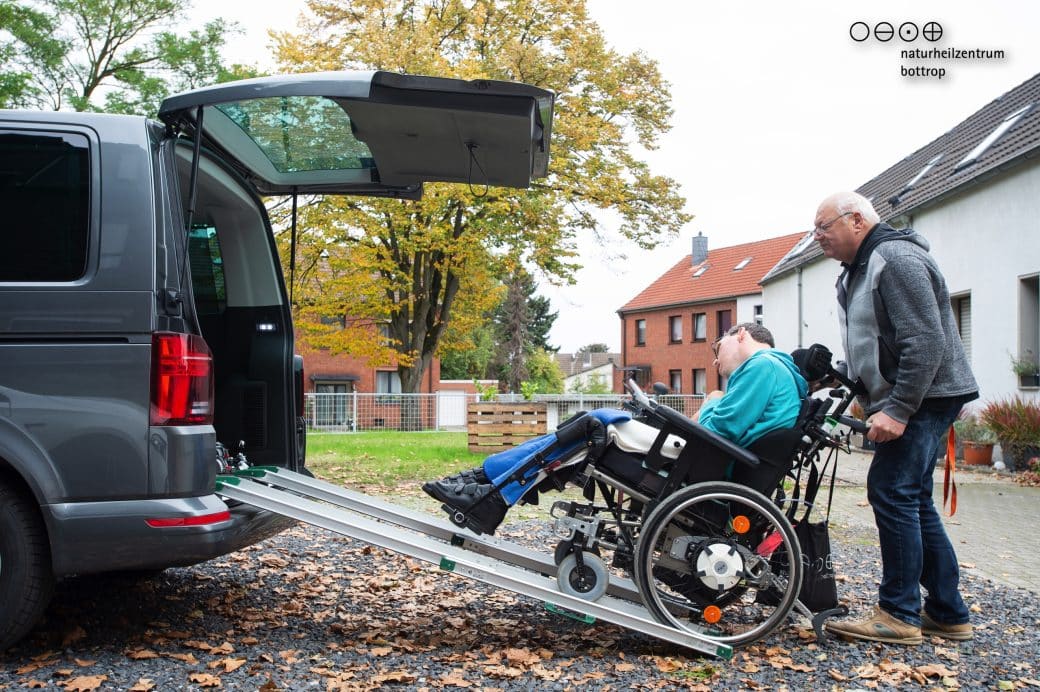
953;414;997;445
979;397;1040;446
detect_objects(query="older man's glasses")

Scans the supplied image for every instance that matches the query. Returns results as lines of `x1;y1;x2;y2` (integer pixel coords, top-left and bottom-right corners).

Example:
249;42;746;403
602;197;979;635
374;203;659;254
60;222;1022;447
813;211;852;236
711;339;722;359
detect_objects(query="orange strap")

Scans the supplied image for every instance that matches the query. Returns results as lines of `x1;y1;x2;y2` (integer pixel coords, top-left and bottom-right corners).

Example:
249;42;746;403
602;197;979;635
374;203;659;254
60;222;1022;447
943;424;957;516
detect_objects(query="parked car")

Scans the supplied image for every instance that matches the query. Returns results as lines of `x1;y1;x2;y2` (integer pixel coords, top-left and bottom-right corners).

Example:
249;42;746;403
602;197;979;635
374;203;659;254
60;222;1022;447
0;70;554;650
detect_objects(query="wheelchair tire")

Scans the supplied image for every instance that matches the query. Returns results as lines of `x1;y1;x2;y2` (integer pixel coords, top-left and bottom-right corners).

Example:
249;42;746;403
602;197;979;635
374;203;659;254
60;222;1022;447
557;552;609;601
634;481;802;647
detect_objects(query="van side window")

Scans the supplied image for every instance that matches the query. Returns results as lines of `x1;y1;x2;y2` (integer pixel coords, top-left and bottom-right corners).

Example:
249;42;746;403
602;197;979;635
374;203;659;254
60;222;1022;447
188;225;227;315
0;131;90;282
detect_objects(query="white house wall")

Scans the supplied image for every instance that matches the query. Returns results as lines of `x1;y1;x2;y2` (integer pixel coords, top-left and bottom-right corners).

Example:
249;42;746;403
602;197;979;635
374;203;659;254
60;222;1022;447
907;161;1040;407
762;260;844;355
735;294;763;326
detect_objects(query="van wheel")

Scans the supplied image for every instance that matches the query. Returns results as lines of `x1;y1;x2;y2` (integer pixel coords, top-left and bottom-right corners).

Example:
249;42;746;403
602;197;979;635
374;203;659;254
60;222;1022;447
0;480;54;652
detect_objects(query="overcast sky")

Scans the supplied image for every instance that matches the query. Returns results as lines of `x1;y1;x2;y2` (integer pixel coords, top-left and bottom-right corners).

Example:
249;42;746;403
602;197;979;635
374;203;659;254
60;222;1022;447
199;0;1040;352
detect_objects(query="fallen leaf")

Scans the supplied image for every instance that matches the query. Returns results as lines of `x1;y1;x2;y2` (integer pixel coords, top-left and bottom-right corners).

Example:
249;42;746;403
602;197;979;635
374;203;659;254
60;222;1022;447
74;659;95;667
167;652;198;664
62;675;108;691
208;658;248;673
959;561;976;569
188;672;222;688
127;649;160;660
917;664;959;678
129;679;156;692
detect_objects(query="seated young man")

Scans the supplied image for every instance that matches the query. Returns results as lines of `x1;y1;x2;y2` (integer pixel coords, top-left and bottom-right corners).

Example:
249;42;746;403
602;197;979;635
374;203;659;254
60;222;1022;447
423;323;808;535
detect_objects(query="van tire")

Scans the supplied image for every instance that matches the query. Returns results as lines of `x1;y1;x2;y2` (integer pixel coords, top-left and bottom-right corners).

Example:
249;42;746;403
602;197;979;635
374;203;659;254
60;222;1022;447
0;480;54;652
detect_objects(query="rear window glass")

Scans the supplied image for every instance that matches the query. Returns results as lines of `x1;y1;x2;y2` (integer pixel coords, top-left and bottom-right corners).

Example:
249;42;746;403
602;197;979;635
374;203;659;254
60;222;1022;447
214;96;375;173
188;224;226;315
0;131;89;282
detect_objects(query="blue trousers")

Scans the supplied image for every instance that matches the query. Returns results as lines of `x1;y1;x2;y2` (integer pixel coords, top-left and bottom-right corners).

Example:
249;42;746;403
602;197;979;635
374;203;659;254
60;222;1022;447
867;399;970;626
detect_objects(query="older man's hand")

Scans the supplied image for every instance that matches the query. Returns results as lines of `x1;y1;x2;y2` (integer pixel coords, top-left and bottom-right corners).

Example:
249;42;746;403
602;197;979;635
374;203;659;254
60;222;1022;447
866;411;907;443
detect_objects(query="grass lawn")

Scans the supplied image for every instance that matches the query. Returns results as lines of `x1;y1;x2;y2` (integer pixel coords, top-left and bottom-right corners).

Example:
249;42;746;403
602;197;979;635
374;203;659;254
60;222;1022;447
304;431;488;488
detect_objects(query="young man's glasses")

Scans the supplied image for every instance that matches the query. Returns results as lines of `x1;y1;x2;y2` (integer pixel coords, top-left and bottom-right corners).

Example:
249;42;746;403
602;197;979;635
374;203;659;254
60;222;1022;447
813;211;852;236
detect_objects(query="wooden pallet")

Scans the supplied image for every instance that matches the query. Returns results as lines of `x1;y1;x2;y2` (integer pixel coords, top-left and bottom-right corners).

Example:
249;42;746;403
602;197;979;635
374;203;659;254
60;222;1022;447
467;402;548;453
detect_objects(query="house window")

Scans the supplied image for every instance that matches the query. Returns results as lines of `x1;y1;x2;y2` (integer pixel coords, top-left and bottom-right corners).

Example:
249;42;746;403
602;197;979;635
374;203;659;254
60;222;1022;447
320;314;346;329
951;293;972;365
717;310;733;339
375;370;402;393
628;365;652;389
669;315;682;343
635;319;646;346
314;382;351;425
669;369;682;393
1019;276;1039;380
692;313;707;341
692;369;707;395
753;304;763;325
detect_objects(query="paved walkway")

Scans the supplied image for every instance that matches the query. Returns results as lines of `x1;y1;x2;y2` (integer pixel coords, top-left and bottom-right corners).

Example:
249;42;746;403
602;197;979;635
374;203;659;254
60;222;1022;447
823;448;1040;593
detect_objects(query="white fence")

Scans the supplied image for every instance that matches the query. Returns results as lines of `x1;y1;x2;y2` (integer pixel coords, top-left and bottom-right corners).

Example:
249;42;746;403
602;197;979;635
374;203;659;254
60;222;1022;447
304;392;705;433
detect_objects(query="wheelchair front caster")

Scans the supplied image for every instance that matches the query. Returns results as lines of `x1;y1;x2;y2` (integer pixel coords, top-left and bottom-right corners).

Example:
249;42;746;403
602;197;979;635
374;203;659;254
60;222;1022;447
557;551;608;601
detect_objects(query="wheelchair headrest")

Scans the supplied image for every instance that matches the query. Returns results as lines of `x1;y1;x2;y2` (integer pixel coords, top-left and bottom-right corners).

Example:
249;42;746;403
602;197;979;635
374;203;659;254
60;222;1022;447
791;343;833;382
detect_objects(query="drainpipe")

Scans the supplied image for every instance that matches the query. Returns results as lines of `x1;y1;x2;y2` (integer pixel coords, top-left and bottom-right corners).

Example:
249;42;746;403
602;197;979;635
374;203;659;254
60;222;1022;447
797;267;804;348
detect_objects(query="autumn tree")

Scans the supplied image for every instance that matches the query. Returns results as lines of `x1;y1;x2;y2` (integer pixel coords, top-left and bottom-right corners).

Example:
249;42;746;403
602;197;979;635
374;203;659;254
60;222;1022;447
0;0;239;114
273;0;689;395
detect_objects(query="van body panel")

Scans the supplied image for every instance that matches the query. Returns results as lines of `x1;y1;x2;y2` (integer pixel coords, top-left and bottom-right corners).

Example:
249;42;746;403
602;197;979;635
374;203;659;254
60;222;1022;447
42;496;294;576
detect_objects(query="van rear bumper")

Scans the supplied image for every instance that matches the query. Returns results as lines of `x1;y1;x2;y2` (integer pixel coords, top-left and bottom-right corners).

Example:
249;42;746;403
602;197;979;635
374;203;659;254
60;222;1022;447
42;495;294;577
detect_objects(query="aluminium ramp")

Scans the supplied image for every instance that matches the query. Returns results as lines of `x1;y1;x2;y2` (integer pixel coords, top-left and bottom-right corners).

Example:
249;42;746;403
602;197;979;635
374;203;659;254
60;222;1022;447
215;471;732;659
232;466;642;603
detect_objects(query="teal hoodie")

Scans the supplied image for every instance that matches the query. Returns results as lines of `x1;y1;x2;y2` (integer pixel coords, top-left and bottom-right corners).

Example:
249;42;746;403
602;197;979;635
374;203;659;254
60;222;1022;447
697;349;808;447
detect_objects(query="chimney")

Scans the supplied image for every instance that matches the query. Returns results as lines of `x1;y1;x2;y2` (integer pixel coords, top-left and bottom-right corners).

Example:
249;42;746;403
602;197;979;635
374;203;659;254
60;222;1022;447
691;232;708;265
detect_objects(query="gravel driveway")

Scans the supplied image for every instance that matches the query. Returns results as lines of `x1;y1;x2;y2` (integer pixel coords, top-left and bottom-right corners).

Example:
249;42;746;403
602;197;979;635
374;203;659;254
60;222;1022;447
2;493;1039;690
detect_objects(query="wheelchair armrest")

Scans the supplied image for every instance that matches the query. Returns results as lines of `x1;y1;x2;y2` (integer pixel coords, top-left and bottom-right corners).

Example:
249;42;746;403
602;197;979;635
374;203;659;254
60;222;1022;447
651;402;760;467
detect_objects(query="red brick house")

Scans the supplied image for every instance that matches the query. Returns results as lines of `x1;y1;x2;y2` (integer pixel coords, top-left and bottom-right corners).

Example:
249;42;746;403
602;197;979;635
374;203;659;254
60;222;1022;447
616;232;803;394
298;342;442;396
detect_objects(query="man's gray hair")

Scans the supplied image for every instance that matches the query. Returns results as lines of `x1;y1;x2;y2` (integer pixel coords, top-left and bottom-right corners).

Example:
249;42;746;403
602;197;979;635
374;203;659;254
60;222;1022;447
831;191;880;225
726;322;775;348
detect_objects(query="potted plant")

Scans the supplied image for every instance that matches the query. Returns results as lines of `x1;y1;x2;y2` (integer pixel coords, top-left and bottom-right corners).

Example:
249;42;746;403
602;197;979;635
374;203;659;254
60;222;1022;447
980;396;1040;472
1010;351;1040;388
952;415;997;465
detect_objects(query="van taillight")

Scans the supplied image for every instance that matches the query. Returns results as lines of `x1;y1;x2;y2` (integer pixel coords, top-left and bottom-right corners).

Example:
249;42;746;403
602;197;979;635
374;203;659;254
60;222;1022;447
150;332;214;426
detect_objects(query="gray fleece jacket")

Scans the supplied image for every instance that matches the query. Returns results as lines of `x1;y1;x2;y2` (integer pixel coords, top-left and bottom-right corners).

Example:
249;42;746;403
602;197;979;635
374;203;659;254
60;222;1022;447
837;223;978;423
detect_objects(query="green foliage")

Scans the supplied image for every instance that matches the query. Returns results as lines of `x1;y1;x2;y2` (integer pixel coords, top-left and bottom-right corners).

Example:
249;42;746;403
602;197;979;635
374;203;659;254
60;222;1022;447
1;0;238;114
952;415;996;445
1010;351;1039;376
980;397;1040;446
523;349;564;395
578;343;610;354
474;380;499;401
519;381;539;400
274;0;687;393
569;373;612;394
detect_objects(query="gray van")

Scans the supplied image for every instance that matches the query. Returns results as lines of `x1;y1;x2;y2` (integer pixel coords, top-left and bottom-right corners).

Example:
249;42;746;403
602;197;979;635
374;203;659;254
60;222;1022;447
0;70;553;650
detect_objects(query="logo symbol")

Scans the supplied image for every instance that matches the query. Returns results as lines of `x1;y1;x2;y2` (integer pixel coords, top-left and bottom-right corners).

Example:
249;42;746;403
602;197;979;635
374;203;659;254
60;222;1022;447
850;21;870;42
874;22;895;42
899;22;919;42
923;21;943;42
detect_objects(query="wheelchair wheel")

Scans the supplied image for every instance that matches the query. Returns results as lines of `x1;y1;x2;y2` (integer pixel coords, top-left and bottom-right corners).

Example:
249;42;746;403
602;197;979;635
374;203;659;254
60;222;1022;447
557;552;609;601
634;481;803;647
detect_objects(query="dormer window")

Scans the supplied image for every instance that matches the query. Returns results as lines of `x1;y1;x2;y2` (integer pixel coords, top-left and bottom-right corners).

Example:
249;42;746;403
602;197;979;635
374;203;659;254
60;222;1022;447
955;103;1034;172
906;153;943;188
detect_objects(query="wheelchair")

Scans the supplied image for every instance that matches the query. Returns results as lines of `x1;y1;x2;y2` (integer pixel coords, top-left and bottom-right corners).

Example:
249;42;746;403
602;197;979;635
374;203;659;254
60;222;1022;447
446;344;865;647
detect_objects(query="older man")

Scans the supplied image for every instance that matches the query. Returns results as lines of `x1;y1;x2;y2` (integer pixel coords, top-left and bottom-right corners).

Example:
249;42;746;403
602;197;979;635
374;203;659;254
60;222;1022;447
814;191;978;645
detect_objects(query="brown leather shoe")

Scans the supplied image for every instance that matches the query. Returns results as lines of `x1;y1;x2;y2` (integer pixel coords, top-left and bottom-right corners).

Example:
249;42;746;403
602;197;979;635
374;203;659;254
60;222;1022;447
825;606;923;645
921;611;973;641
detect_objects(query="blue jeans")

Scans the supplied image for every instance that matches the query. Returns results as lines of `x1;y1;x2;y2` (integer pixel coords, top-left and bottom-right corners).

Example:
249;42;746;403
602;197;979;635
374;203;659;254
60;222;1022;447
867;400;970;627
